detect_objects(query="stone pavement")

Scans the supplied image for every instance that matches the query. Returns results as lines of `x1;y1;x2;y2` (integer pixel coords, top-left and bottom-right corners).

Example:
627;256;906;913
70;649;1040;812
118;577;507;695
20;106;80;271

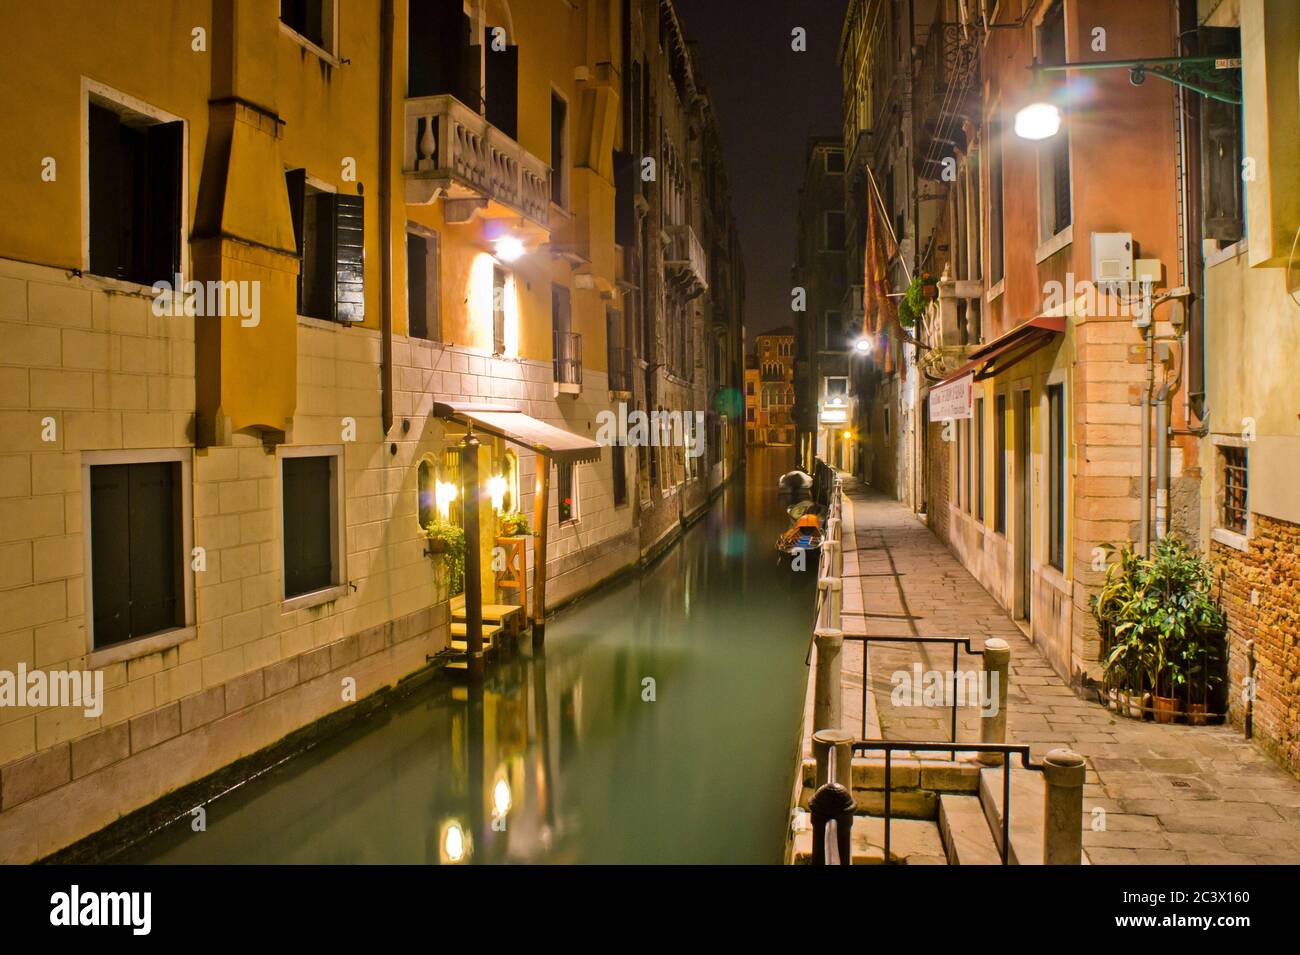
836;480;1300;865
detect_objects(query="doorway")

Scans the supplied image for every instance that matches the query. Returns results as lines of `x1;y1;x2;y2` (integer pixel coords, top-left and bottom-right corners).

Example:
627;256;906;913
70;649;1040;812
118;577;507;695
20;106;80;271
1014;389;1032;622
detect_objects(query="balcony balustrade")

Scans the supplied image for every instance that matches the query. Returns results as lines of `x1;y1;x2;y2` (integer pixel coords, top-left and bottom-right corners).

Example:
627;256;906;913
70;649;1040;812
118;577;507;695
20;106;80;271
664;223;708;296
404;94;550;230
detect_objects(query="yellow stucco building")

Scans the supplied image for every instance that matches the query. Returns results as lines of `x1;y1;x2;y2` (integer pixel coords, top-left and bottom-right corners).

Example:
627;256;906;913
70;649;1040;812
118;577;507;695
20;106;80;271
0;0;742;862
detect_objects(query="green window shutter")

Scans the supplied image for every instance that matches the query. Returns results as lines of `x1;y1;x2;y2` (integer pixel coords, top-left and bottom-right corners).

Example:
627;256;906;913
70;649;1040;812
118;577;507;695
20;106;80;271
334;194;365;323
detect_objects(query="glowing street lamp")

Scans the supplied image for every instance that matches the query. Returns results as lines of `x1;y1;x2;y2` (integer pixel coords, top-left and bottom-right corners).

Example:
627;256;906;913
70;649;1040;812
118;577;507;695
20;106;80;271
1014;100;1062;140
487;475;507;512
440;820;469;864
853;337;872;354
494;235;526;262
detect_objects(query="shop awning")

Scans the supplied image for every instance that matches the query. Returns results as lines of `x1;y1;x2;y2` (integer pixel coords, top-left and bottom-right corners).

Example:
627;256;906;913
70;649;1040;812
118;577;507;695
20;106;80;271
933;314;1066;387
431;402;603;465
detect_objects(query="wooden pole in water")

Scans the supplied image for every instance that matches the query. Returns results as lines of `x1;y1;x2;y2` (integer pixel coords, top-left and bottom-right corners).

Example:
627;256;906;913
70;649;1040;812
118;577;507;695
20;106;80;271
461;433;485;679
532;454;550;645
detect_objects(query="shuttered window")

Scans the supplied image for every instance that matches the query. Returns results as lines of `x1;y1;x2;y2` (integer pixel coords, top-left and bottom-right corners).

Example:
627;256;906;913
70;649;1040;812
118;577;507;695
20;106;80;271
612;446;627;508
282;454;339;600
90;461;184;649
88;101;182;287
1200;27;1244;243
407;0;477;105
557;463;577;523
551;92;568;206
406;229;440;341
287;171;365;323
484;26;519;139
1047;384;1066;571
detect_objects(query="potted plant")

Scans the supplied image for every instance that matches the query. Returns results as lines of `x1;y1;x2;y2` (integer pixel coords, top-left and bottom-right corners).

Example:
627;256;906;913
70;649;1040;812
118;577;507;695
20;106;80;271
498;513;531;537
897;271;936;329
1091;538;1226;725
424;518;466;596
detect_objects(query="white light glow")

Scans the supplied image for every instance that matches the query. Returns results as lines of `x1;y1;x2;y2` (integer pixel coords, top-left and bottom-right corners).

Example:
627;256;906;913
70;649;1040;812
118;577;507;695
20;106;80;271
854;338;872;353
441;821;466;863
487;475;507;512
494;236;526;262
493;778;512;817
1014;102;1062;140
436;481;457;518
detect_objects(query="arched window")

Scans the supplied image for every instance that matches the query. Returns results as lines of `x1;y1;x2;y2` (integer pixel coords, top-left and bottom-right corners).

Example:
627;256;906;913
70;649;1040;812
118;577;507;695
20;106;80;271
417;458;436;529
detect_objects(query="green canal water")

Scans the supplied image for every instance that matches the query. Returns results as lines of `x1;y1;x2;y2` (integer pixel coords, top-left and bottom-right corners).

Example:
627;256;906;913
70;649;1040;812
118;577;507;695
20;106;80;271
123;448;814;864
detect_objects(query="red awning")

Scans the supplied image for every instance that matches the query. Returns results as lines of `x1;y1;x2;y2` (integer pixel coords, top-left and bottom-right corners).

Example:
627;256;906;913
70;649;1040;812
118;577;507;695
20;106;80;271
933;314;1066;387
432;402;603;465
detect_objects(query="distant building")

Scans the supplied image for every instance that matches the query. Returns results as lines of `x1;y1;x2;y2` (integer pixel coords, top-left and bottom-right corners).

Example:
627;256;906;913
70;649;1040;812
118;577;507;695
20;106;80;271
756;329;796;447
792;136;853;472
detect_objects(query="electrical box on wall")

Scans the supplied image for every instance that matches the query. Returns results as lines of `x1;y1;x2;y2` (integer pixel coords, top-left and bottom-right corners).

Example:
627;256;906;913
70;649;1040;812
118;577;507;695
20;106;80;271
1091;232;1133;285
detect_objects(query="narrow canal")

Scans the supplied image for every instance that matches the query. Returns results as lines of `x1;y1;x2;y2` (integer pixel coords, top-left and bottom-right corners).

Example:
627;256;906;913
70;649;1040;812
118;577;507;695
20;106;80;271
122;448;813;864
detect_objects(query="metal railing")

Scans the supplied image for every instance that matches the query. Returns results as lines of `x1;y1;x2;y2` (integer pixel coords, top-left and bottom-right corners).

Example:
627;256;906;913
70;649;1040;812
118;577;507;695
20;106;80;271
553;330;582;386
851;740;1042;866
607;344;632;393
842;635;986;744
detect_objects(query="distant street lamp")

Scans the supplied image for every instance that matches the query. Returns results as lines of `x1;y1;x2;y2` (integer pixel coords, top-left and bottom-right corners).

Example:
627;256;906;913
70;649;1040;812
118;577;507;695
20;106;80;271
853;338;872;353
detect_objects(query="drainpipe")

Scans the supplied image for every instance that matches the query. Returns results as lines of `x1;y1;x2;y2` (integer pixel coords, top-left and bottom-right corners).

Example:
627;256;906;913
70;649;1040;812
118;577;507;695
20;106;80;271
1139;321;1153;557
379;0;395;435
1155;383;1171;540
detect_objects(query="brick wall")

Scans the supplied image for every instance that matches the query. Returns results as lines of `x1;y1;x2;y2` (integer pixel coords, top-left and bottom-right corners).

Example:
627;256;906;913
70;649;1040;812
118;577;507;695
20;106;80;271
1213;513;1300;779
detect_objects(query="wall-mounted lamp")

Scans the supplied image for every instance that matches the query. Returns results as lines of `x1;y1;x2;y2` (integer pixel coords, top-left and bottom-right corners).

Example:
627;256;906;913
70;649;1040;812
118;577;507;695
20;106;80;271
494;236;526;262
487;475;507;512
853;338;872;353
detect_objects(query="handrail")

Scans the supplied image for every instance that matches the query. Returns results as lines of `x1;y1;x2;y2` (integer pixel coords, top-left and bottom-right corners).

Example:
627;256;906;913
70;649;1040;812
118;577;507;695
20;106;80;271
851;739;1044;865
841;634;986;742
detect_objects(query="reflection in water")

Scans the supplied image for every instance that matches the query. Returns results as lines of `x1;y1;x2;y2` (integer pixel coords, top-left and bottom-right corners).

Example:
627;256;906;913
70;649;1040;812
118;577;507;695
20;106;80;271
123;449;813;864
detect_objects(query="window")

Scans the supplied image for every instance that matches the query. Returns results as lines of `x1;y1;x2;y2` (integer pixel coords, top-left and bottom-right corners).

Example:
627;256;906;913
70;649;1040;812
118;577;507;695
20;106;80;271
884;407;890;439
963;418;973;514
824;311;845;350
825;376;848;399
492;265;508;355
417;458;436;529
1200;27;1244;242
612;446;627;507
746;381;755;396
552;284;579;385
557;462;577;523
286;170;365;322
824;211;847;251
406;228;440;341
825;150;844;174
484;25;519;140
551;91;568;206
987;119;1004;285
974;397;985;522
1221;446;1248;533
994;394;1007;533
281;449;345;603
746;408;755;422
1037;1;1071;241
1047;384;1066;571
87;98;182;287
280;0;335;52
88;456;187;650
954;419;963;508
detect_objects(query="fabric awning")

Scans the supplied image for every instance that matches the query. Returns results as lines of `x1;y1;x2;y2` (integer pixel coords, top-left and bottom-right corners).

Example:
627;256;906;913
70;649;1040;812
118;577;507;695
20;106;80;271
933;314;1066;387
431;402;603;465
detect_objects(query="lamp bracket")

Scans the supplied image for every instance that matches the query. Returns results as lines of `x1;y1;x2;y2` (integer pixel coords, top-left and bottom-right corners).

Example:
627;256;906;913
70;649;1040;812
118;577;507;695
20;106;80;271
1035;55;1241;104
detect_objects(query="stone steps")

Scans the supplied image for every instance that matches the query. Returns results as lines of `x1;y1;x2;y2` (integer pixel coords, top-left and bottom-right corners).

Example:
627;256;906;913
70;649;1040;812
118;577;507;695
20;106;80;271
792;814;948;864
938;792;1005;864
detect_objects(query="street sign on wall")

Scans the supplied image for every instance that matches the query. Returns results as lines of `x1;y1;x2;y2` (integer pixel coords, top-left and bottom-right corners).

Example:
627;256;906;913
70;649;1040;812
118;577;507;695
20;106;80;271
928;373;973;421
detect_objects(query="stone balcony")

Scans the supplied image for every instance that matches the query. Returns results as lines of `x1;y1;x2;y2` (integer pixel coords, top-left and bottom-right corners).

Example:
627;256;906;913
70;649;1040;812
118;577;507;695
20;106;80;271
664;223;708;297
404;94;550;235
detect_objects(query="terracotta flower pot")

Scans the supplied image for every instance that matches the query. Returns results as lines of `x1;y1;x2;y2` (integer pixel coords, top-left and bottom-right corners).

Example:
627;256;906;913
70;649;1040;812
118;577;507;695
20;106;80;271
1153;695;1180;724
427;538;449;555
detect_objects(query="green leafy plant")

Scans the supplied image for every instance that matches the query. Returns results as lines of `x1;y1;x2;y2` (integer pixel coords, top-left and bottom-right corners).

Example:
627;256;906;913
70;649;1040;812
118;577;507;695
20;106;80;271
424;519;466;596
1091;537;1226;716
897;271;936;329
498;513;531;537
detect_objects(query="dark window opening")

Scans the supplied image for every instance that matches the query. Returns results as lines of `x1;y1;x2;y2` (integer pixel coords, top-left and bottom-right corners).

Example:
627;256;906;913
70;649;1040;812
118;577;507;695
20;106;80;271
286;170;365;323
280;0;329;49
557;462;575;523
88;102;182;287
283;455;337;599
994;394;1007;533
612;447;627;508
406;230;440;341
90;461;184;649
484;25;519;140
1221;446;1248;533
551;92;567;206
1047;384;1066;571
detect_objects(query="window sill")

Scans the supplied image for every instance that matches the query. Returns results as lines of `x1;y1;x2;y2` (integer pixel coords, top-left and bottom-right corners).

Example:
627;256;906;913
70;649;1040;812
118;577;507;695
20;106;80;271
89;625;197;669
282;583;348;614
279;22;341;67
1204;238;1247;269
554;382;581;396
1034;224;1073;265
985;279;1005;304
1211;527;1249;553
78;273;168;299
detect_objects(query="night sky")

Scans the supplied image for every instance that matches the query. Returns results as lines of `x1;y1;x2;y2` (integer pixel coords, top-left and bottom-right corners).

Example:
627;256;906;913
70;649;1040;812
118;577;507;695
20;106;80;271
674;0;847;344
